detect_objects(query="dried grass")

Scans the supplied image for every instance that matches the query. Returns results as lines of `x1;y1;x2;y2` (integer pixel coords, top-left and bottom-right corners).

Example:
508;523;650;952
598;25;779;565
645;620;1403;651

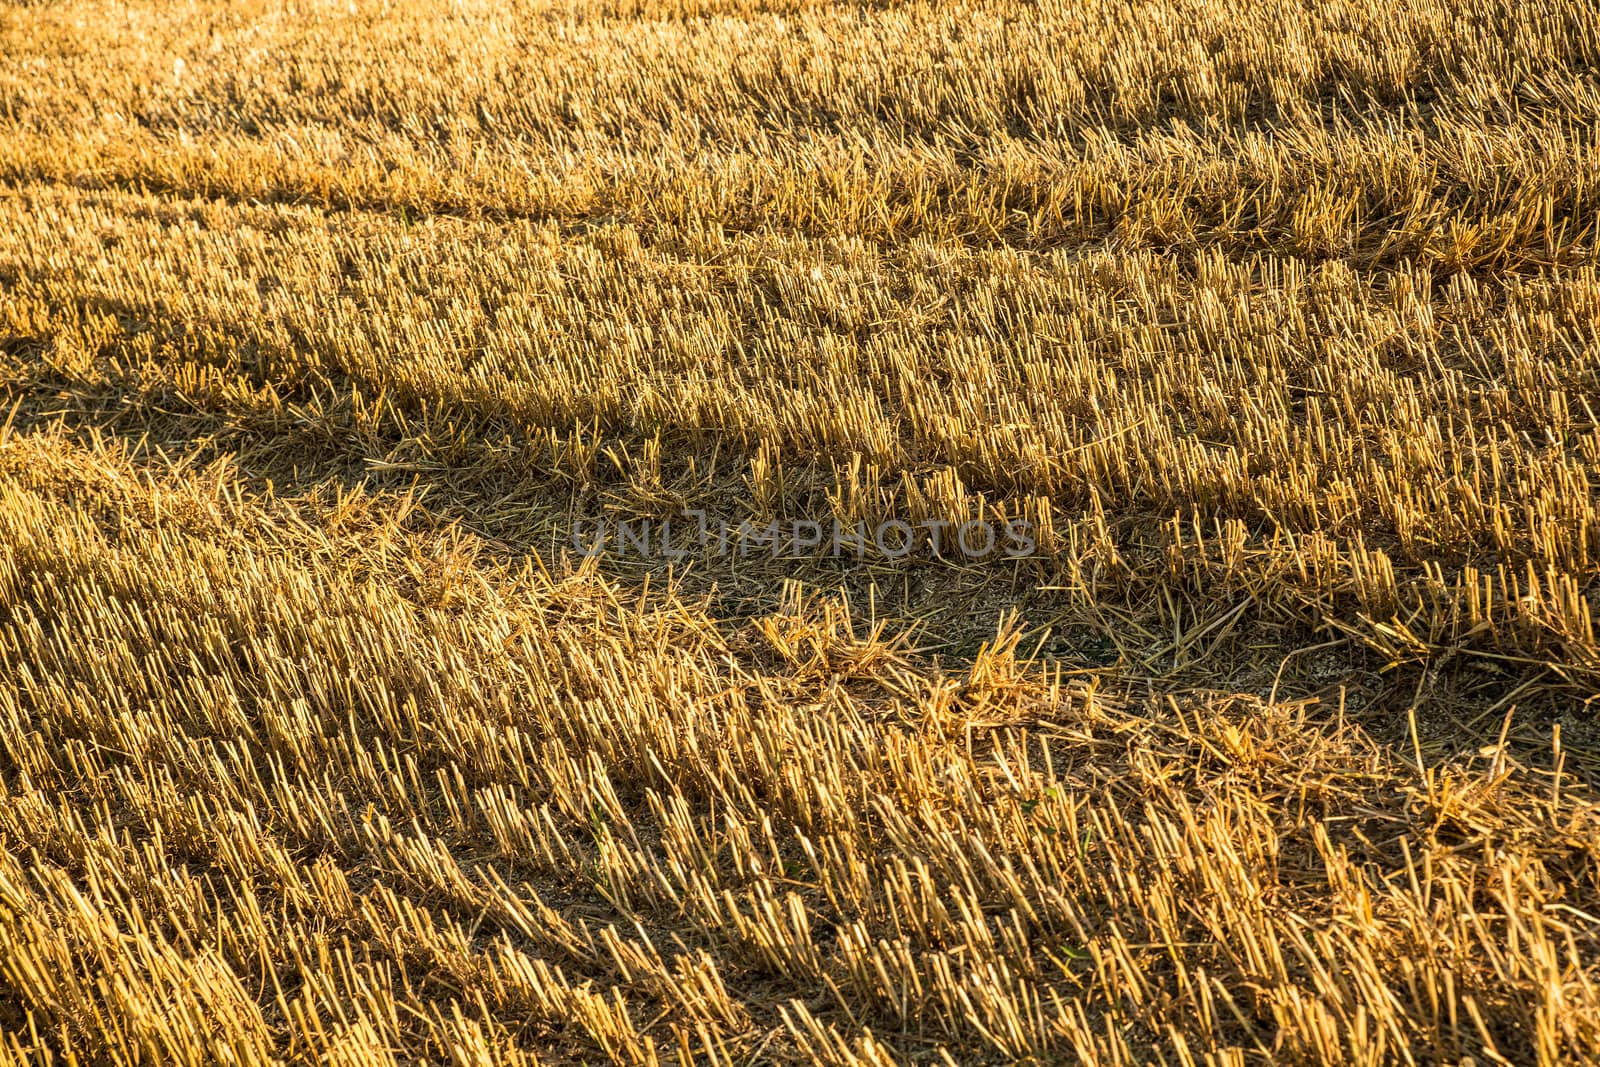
1;0;1599;1062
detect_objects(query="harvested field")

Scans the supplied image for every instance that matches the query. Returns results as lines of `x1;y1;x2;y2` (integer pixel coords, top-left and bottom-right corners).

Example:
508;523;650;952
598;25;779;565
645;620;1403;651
1;0;1600;1062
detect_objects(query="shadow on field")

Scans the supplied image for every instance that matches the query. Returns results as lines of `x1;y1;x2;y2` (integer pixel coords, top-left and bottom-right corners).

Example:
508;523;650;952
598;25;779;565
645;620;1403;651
4;344;1585;781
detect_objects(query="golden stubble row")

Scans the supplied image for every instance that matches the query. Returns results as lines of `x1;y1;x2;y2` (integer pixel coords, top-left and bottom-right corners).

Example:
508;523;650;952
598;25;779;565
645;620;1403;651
1;182;1596;696
3;0;1599;263
0;431;1596;1064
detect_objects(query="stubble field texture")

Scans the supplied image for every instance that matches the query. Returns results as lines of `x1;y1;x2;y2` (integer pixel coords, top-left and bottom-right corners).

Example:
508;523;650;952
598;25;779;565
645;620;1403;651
3;0;1600;1063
